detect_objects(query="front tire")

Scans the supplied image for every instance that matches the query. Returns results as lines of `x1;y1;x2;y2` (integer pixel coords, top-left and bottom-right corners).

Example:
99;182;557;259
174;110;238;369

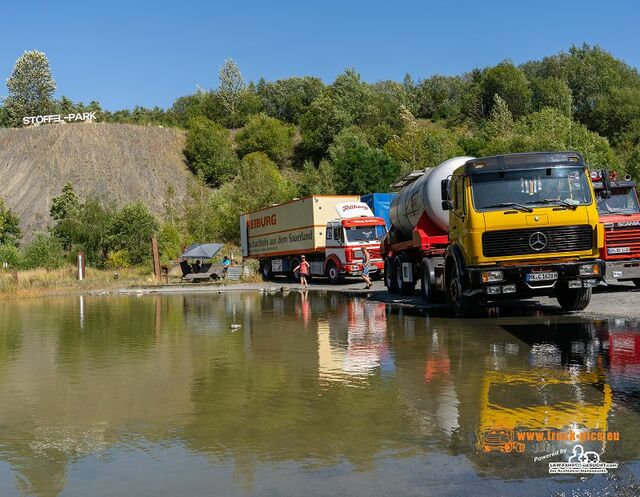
326;261;341;285
447;262;480;318
557;286;592;311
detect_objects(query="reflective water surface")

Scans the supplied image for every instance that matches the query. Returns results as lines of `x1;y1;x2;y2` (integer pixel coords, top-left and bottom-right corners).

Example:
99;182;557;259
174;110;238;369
1;292;640;496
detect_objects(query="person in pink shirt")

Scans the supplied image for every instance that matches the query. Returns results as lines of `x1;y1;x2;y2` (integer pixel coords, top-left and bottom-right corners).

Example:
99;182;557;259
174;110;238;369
294;255;310;288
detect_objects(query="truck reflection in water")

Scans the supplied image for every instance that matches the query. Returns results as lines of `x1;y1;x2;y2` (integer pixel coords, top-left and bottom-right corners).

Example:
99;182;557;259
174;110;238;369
318;299;393;384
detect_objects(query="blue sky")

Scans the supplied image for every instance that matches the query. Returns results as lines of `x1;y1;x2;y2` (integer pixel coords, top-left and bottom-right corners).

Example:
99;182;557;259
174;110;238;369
1;0;638;110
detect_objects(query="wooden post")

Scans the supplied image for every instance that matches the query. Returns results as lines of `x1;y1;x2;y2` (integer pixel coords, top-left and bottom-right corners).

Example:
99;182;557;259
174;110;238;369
151;237;161;282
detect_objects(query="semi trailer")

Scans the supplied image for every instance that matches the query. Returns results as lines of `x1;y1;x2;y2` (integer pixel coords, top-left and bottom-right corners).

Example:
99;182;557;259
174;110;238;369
382;152;605;316
590;170;640;286
240;195;387;283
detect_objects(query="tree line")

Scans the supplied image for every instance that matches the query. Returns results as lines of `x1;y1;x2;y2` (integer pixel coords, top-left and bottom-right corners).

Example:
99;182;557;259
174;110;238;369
1;45;639;258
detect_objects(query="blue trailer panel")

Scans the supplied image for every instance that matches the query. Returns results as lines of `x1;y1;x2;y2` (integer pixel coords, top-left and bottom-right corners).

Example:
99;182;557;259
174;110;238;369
361;193;396;229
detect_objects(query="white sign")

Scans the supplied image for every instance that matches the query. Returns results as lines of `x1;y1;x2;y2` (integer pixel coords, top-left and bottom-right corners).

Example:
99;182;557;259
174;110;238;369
23;112;97;126
335;202;374;219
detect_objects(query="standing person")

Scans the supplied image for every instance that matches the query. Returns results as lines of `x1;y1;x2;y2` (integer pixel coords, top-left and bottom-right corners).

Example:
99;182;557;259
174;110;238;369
293;255;310;289
361;248;372;289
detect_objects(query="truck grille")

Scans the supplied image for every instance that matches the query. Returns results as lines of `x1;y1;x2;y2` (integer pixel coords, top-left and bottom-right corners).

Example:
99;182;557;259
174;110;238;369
605;227;640;259
482;225;593;258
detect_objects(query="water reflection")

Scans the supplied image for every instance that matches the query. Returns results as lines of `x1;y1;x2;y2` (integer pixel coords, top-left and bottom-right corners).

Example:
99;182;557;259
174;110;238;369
0;293;639;496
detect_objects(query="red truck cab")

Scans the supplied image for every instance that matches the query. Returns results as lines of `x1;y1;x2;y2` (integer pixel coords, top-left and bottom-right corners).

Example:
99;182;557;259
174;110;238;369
591;171;640;286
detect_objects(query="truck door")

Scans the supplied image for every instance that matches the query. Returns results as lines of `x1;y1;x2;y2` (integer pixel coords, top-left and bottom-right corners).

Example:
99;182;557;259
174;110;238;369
449;175;466;244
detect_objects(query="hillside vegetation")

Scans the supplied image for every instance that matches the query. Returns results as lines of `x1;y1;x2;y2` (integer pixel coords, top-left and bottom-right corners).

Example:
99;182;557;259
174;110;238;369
0;123;191;236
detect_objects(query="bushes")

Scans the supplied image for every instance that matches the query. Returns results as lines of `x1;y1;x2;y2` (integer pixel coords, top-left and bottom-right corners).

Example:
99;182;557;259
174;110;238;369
22;233;66;270
108;201;158;265
0;244;22;268
105;250;130;270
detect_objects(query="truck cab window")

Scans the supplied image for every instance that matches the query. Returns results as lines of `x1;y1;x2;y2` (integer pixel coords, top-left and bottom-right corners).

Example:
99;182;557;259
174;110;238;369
333;227;343;243
597;187;640;214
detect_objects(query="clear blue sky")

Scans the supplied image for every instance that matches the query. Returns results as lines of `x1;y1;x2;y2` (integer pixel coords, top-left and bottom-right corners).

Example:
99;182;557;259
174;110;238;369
1;0;638;110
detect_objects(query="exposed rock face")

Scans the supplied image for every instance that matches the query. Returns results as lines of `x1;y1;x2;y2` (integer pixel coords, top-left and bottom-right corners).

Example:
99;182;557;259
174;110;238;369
0;123;192;238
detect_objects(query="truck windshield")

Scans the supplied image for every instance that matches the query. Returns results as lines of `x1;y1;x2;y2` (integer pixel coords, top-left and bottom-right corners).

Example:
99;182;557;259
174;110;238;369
596;187;640;214
344;225;387;243
471;167;592;212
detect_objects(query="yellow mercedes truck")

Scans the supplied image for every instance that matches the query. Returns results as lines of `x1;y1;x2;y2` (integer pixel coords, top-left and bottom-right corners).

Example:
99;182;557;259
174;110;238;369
383;152;605;316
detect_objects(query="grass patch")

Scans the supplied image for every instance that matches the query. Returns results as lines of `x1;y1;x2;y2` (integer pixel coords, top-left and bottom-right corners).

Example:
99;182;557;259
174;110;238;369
0;265;156;298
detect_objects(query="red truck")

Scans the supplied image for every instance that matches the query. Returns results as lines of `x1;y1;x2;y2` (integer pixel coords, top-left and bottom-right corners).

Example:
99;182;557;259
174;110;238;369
590;170;640;286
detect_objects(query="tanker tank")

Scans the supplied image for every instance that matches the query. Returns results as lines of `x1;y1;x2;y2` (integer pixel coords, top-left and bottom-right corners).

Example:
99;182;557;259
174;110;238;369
389;156;475;239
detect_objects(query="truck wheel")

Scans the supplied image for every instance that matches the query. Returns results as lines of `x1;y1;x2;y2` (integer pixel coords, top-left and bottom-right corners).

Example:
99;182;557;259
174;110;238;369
448;263;480;318
260;260;272;281
326;261;341;285
394;257;415;296
420;261;433;303
385;257;399;293
557;286;592;311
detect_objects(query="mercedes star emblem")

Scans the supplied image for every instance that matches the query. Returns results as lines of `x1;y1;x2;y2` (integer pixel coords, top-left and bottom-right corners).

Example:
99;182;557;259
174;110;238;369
528;231;548;251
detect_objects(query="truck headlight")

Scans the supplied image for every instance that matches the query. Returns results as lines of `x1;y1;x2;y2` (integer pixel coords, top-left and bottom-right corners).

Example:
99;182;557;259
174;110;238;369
579;263;601;276
481;270;504;283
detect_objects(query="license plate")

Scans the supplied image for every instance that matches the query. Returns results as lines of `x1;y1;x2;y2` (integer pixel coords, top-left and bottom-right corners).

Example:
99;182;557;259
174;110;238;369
526;271;558;282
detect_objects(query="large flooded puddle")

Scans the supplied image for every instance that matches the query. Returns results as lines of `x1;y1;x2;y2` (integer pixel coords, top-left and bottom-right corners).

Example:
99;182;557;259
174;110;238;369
1;291;640;496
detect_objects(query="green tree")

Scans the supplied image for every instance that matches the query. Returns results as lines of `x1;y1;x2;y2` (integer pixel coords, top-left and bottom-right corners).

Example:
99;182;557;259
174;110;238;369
210;152;296;241
183;179;218;244
482;107;617;168
257;77;324;123
51;196;115;265
300;94;351;161
531;77;572;113
0;244;22;268
235;113;295;164
481;61;532;118
0;198;21;246
414;75;468;121
22;232;65;270
4;50;56;127
482;94;514;139
50;182;79;221
184;116;239;186
158;222;184;265
298;160;337;197
329;127;401;195
623;144;640;181
385;111;464;174
108;201;159;265
218;58;245;127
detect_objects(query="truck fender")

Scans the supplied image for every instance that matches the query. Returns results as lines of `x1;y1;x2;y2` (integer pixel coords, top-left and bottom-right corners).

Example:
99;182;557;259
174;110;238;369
324;255;343;272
